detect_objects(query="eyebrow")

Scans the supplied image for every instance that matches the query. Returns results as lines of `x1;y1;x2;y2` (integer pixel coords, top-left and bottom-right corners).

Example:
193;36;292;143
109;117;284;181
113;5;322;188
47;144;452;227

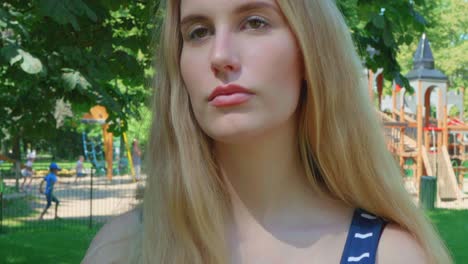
180;1;280;28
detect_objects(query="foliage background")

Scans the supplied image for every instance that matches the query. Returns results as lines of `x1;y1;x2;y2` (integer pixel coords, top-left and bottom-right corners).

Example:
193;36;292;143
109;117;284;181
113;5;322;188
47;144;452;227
0;0;465;160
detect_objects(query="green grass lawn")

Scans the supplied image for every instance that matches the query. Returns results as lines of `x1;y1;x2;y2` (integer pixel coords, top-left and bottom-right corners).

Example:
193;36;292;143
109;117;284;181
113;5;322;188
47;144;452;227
427;209;468;263
0;209;466;263
0;223;99;264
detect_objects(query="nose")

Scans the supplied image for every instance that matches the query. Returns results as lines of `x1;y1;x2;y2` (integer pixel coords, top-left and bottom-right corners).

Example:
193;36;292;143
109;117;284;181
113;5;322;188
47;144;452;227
210;30;240;79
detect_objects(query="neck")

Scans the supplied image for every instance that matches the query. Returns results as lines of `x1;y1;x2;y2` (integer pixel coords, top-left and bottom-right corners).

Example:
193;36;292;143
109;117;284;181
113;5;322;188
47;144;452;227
215;118;317;227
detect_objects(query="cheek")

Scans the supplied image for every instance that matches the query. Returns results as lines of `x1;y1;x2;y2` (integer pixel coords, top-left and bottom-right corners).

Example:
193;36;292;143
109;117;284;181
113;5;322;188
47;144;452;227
180;50;210;125
247;31;302;84
180;48;208;98
257;38;303;110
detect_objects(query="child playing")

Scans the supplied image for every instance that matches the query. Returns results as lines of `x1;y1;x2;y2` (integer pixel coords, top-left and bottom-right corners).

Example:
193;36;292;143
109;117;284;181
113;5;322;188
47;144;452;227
39;162;61;220
74;155;85;183
20;157;34;192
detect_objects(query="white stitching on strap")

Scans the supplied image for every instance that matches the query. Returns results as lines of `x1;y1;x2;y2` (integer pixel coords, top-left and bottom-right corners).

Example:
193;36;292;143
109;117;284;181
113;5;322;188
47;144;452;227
354;232;373;239
348;252;370;262
360;213;377;220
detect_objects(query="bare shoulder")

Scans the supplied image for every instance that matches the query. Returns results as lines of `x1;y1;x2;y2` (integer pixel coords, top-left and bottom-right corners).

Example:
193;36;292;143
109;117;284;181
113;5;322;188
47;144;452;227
82;208;143;264
376;223;428;264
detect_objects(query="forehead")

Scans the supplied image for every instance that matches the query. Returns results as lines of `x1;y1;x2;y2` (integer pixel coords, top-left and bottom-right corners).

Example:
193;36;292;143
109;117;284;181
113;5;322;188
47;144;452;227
180;0;279;17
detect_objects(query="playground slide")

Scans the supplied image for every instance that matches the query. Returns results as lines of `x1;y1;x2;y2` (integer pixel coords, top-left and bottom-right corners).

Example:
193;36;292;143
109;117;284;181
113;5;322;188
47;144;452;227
438;146;463;201
421;146;434;176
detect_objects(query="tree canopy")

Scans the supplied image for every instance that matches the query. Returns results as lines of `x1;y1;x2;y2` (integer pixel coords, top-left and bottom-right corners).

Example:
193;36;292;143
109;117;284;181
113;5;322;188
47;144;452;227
2;0;460;158
0;1;159;140
398;0;467;90
337;0;428;91
0;0;163;157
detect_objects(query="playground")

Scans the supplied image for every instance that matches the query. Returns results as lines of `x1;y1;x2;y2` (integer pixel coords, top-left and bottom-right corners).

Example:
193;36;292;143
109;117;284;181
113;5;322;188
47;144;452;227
370;34;468;209
0;155;145;263
0;104;145;233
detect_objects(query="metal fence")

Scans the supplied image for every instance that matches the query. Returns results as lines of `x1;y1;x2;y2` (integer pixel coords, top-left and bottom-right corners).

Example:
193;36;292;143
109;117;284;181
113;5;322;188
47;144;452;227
0;167;144;233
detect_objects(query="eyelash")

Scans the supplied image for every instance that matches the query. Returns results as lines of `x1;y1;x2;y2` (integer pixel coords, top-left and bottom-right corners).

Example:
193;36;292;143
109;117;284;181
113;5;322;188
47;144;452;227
242;16;269;30
185;16;270;42
187;26;211;41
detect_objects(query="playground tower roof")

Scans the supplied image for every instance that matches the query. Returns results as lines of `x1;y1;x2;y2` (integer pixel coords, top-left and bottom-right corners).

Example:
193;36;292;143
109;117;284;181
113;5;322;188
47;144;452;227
406;33;448;81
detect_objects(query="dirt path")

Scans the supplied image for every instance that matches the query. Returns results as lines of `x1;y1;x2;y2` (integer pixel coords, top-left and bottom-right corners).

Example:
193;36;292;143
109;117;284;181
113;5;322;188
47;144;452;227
4;175;467;224
3;175;144;222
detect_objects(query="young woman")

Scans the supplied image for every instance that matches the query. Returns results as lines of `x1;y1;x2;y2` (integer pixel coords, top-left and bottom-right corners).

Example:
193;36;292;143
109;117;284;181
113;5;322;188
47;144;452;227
83;0;452;263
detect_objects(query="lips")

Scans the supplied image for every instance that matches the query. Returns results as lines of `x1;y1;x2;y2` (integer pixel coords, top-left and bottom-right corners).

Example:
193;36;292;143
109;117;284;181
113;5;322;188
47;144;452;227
207;84;254;107
208;84;253;101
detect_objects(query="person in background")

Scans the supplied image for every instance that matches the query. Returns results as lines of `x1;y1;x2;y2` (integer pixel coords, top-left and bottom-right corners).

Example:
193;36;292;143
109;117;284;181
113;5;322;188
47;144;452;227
132;139;142;181
20;157;34;192
27;149;36;160
74;155;85;184
39;162;61;220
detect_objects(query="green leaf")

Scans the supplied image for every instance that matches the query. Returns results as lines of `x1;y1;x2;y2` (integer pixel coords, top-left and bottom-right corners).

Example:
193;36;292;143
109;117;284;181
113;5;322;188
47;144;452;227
37;0;98;30
61;69;91;91
412;11;427;26
394;73;413;94
383;27;394;47
62;69;79;90
79;3;97;22
0;7;10;27
38;0;79;30
372;15;385;29
1;45;22;65
18;50;43;74
404;34;413;45
98;0;130;11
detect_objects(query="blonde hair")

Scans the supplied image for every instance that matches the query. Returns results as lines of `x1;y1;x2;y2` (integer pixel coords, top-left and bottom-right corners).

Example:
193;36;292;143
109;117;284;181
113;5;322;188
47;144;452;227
140;0;452;263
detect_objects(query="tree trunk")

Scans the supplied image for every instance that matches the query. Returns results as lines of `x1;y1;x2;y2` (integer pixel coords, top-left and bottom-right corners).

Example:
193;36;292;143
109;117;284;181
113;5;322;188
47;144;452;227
12;135;21;191
22;140;28;158
0;139;6;154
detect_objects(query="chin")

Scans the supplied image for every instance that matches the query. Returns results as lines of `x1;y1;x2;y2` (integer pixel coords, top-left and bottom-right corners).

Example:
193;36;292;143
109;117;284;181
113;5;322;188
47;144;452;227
205;124;267;144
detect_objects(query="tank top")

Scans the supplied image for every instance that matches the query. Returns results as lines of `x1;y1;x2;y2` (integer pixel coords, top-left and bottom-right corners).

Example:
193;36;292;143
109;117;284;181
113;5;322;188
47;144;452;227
340;208;387;264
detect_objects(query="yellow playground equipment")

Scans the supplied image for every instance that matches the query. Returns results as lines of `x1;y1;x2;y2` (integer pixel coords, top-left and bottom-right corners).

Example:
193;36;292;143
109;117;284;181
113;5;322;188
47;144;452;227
81;105;136;181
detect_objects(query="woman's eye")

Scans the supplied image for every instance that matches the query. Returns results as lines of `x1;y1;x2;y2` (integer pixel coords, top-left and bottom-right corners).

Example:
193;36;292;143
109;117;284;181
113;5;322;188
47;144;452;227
243;16;269;30
188;27;210;41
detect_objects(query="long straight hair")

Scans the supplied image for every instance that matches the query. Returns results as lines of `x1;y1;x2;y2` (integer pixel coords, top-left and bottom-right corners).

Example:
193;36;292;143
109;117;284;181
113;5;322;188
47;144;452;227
140;0;452;263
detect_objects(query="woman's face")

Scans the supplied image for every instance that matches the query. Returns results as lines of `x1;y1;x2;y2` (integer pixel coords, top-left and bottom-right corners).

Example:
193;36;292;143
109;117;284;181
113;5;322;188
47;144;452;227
180;0;303;143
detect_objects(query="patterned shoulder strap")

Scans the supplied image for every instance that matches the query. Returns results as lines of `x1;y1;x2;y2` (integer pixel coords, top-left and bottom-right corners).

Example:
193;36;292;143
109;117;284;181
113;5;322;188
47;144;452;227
340;208;387;264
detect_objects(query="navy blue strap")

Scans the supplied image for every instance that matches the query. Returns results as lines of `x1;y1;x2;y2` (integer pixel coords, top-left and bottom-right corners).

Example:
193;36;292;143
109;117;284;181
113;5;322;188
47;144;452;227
340;208;387;264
